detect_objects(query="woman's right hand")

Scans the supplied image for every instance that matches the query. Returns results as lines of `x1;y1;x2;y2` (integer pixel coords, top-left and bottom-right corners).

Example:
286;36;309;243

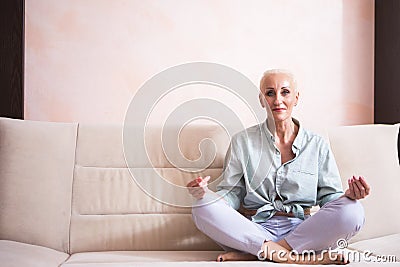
186;176;211;200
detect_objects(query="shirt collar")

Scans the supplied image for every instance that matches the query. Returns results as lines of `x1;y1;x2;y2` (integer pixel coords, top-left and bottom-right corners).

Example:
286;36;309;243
262;119;275;143
292;118;304;151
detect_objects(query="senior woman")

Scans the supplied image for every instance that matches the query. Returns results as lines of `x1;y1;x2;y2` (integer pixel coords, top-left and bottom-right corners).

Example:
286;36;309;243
186;70;370;265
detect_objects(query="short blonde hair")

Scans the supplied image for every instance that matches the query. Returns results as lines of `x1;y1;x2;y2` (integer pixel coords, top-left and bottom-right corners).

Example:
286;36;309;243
259;69;298;92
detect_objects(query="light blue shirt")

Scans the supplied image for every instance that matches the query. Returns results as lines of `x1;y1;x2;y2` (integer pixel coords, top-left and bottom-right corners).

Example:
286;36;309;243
216;118;344;222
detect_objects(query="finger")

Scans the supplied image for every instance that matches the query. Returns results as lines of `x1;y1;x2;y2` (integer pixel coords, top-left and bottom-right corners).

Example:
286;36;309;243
356;177;367;198
351;177;362;199
353;177;366;198
347;178;352;193
191;192;200;199
190;187;204;195
349;176;359;199
344;179;352;199
193;190;206;199
359;176;371;195
348;178;355;199
186;180;199;188
190;190;202;199
187;177;203;188
188;187;197;195
199;176;211;187
189;186;201;193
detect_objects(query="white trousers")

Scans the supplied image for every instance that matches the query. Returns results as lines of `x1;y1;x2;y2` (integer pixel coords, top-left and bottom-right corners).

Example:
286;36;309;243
192;193;364;256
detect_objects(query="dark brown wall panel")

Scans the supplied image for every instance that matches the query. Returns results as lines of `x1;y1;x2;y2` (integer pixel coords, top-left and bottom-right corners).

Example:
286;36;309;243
0;0;24;119
375;0;400;124
375;0;400;162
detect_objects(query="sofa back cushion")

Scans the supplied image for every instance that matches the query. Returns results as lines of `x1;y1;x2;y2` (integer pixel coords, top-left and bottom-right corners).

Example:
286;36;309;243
328;124;400;243
69;123;228;253
0;118;77;253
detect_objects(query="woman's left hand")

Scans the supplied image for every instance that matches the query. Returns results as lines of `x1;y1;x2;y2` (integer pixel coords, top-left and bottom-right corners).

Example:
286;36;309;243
345;176;371;200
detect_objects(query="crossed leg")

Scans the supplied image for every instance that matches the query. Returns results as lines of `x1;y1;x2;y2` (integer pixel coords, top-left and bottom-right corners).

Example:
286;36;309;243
191;192;270;257
192;193;364;264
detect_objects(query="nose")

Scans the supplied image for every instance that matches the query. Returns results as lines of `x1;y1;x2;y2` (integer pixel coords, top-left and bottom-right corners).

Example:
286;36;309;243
274;93;283;105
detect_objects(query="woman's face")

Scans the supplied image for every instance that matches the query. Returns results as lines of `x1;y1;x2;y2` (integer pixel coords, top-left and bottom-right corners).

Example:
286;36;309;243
259;73;299;123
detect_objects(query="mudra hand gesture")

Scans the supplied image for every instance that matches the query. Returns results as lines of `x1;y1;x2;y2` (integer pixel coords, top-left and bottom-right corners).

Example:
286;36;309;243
345;176;370;200
186;176;211;200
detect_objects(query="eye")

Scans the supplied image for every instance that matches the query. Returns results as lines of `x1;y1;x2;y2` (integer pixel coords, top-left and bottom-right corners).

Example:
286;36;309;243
265;90;275;97
281;89;290;96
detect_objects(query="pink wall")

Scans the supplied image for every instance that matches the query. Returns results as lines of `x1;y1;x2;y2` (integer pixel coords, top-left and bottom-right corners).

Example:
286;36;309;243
24;0;374;133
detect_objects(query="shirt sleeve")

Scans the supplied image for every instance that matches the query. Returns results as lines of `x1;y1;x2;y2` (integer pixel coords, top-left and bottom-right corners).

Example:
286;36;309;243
216;137;246;210
316;140;344;207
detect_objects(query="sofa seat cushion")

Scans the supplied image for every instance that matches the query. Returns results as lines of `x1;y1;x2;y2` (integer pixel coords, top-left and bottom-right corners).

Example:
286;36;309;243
63;251;222;264
62;251;298;266
0;240;69;267
349;234;400;262
61;249;400;267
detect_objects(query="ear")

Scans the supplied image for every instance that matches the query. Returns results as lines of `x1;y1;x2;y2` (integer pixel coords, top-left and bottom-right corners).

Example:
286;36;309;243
259;93;266;108
294;90;299;106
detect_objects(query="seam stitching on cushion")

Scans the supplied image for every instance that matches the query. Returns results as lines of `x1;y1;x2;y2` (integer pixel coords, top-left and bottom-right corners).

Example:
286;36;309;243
57;253;72;267
67;123;79;255
75;165;223;169
77;213;191;216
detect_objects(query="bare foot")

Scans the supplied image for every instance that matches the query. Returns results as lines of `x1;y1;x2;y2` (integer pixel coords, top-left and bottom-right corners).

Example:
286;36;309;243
216;250;348;264
216;252;257;262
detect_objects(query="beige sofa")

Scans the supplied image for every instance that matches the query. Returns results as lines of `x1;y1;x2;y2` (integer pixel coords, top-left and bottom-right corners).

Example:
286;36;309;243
0;117;399;266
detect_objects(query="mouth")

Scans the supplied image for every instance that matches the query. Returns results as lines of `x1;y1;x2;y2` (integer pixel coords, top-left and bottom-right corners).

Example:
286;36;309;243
272;108;286;112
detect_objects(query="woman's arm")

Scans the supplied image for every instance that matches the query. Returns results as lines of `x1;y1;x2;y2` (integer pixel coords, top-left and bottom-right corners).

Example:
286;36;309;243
316;141;344;207
186;137;245;209
215;138;246;210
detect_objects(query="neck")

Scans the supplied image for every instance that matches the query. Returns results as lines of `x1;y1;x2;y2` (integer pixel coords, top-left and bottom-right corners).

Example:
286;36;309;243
267;117;297;144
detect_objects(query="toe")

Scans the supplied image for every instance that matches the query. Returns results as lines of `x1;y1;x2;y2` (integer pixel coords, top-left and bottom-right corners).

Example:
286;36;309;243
216;254;224;262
